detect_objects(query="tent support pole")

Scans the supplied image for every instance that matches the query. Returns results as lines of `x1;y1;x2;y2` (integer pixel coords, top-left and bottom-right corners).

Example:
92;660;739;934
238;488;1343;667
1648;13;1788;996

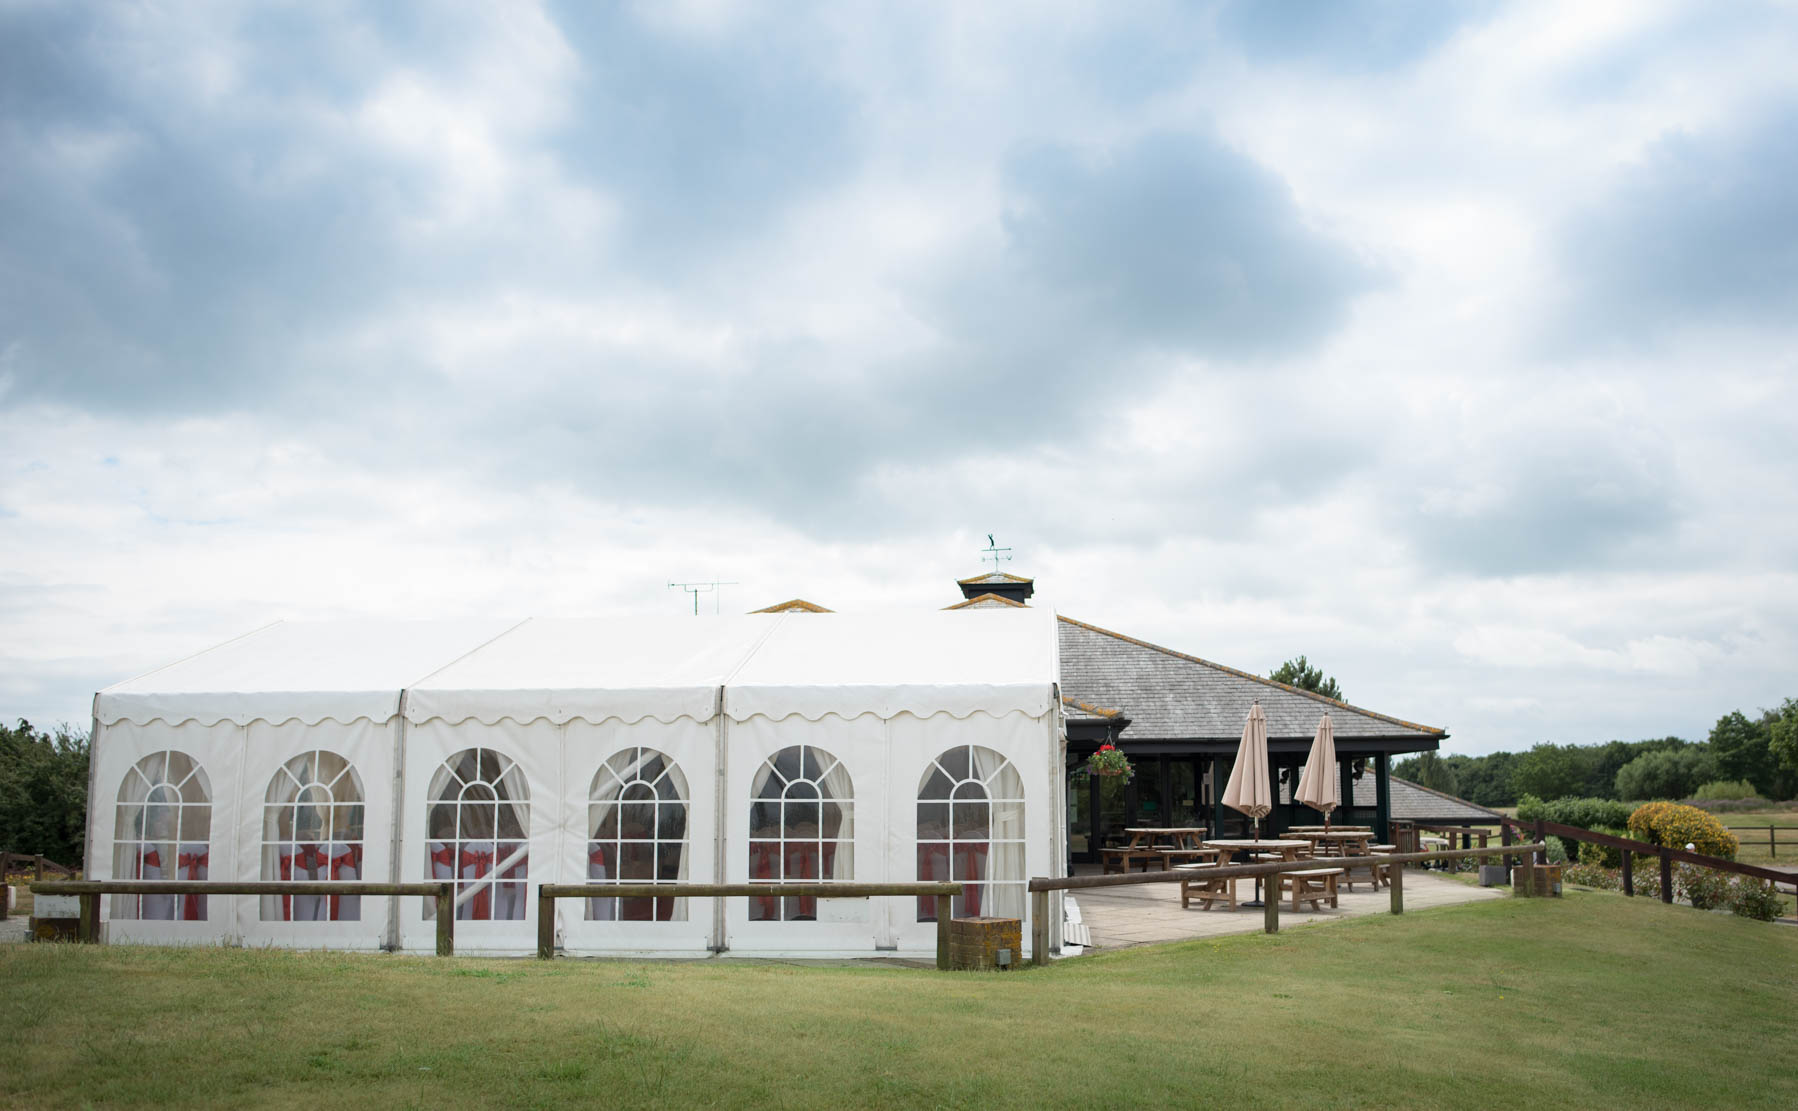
386;689;411;952
711;686;728;954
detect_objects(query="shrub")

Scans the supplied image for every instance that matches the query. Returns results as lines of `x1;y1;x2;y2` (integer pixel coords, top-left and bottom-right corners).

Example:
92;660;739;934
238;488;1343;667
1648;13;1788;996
1728;879;1788;922
1676;865;1732;910
1627;801;1738;859
1544;836;1569;864
1684;796;1781;813
1692;779;1758;801
1561;862;1618;890
1559;862;1660;899
1515;795;1634;831
1576;829;1628;869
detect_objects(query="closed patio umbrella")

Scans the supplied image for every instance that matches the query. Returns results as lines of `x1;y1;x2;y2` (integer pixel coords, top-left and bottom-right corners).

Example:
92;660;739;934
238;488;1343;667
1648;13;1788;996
1221;701;1272;837
1296;713;1339;830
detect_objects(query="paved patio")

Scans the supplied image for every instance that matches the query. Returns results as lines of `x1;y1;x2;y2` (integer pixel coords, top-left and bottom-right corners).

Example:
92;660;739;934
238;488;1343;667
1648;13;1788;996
1067;867;1505;951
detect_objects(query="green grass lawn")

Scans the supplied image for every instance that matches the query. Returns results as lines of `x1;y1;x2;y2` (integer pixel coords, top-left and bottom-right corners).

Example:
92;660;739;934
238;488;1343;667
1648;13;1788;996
4;893;1797;1110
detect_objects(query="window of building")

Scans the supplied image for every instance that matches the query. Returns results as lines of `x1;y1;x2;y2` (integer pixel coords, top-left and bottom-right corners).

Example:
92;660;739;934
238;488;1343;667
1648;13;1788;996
586;748;689;922
748;745;854;921
113;750;211;921
424;748;529;921
917;745;1025;921
261;750;365;922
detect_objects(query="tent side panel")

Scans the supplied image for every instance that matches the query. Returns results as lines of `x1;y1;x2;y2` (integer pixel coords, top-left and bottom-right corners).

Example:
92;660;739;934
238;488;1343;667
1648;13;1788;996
235;718;394;950
92;718;244;946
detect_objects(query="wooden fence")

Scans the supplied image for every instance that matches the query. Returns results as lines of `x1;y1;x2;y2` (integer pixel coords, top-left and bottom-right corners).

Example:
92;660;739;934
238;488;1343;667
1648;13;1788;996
30;881;457;954
1501;817;1798;904
1024;842;1547;965
535;882;964;967
1724;824;1798;859
29;880;968;968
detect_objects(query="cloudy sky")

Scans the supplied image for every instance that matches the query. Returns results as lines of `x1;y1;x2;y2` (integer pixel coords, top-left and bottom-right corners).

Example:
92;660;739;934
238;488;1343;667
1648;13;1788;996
4;0;1797;755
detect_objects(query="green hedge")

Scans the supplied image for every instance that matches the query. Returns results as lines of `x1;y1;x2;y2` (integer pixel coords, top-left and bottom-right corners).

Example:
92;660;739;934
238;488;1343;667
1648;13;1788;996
1514;794;1635;831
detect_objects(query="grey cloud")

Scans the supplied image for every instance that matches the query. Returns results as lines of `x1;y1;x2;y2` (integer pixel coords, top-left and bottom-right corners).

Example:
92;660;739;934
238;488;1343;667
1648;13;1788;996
1215;0;1498;71
1555;105;1798;346
1405;434;1680;576
991;131;1379;360
546;3;862;274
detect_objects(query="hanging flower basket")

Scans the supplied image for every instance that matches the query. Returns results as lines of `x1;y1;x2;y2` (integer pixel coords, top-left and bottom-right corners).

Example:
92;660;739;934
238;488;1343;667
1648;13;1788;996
1081;743;1134;782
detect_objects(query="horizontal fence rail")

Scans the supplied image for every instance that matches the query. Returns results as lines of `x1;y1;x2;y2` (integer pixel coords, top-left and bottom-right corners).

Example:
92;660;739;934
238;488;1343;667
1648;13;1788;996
1025;843;1548;964
1723;824;1798;859
32;880;457;955
1504;817;1798;903
534;882;966;967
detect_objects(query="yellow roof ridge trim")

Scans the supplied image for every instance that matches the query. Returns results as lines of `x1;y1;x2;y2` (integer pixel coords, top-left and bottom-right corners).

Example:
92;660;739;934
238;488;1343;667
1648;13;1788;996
943;592;1027;610
1060;696;1124;719
749;598;834;613
956;572;1033;584
1056;614;1447;737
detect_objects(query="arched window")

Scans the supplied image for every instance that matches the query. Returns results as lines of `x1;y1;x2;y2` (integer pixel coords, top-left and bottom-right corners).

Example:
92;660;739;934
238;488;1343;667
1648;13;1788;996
261;750;365;922
113;750;211;921
424;748;529;921
748;745;854;921
586;748;689;922
916;746;1025;921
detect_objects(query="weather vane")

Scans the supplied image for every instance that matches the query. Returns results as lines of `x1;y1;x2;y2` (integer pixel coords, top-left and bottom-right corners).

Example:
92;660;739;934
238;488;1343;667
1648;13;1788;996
980;533;1012;572
668;579;739;615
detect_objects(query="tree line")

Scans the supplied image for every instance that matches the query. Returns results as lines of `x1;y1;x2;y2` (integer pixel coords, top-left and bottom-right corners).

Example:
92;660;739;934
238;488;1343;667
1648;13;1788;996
1395;698;1798;807
0;719;89;867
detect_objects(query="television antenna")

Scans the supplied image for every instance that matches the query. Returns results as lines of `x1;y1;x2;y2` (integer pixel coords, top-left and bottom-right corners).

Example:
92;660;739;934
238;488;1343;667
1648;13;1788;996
980;533;1013;572
668;579;738;615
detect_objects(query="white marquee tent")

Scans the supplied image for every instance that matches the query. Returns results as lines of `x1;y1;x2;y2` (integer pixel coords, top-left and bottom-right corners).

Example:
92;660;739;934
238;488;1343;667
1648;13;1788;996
89;609;1064;958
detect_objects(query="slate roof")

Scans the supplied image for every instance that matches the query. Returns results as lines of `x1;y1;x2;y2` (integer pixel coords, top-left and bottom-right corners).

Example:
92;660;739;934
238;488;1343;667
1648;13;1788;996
1057;615;1444;743
1353;777;1498;823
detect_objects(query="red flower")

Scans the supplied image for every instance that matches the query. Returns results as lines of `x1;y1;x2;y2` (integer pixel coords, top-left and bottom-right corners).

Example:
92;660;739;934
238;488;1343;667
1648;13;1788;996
1099;744;1114;751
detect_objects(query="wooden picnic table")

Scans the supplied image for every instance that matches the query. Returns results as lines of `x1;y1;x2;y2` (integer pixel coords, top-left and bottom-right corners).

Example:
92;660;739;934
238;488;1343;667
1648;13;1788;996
1102;827;1210;873
1198;839;1311;907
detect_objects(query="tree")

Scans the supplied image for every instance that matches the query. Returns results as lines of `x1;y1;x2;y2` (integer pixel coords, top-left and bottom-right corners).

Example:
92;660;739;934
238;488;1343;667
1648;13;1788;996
1770;698;1798;775
1269;656;1343;702
1511;743;1594;801
1406;751;1458;795
1614;747;1717;801
1706;709;1796;800
0;719;90;867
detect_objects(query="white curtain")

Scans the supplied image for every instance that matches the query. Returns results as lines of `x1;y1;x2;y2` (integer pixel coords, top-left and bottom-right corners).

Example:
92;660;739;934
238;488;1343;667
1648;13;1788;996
818;752;855;881
970;746;1025;920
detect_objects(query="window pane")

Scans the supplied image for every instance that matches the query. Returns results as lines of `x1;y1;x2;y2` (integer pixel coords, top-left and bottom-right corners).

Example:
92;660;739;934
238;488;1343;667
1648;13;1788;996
619;801;655;840
952;801;989;840
784;799;821;837
749;800;781;838
917;802;950;840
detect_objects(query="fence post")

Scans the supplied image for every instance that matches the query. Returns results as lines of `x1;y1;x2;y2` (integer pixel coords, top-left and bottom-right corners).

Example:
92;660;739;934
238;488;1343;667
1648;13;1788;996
1501;821;1513;871
1031;889;1050;967
1621;850;1633;897
936;907;951;970
1772;824;1777;859
77;893;97;943
1263;878;1280;934
435;885;454;957
537;888;555;960
1389;858;1404;915
1658;849;1673;904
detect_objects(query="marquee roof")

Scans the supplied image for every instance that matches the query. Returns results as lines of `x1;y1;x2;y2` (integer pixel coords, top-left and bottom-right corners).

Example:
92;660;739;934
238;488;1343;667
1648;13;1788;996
97;609;1059;728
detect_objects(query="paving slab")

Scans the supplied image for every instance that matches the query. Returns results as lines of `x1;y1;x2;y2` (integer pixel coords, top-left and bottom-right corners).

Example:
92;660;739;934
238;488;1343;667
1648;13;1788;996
1069;868;1505;951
